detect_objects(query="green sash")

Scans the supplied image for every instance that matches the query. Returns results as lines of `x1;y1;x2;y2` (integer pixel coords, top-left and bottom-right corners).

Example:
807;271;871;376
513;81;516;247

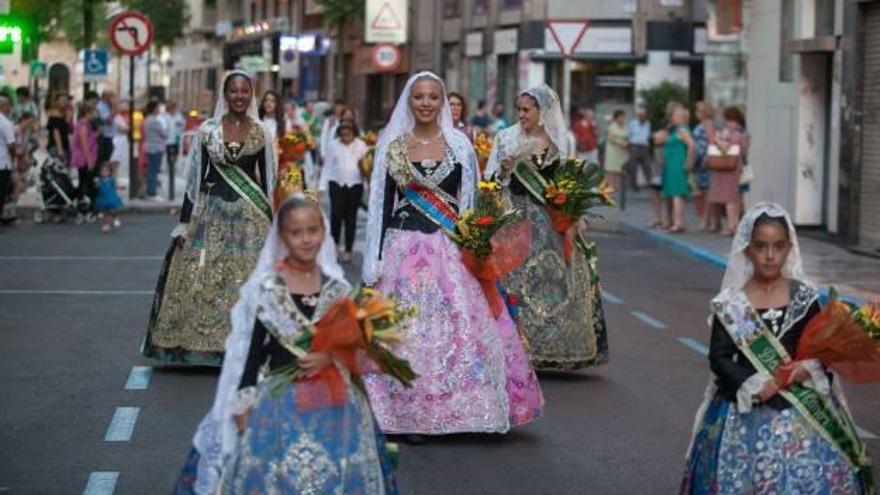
512;160;595;263
213;163;272;221
715;292;875;492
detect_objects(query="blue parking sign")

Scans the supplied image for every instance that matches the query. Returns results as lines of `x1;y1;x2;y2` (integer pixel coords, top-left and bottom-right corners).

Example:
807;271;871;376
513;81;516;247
84;49;109;78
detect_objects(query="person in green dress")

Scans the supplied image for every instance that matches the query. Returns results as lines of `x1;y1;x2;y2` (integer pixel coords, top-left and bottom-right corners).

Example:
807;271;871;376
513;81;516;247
661;105;695;233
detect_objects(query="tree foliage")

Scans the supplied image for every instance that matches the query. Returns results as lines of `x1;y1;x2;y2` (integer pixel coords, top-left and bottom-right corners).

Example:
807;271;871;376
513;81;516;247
638;81;689;132
58;0;109;51
316;0;365;27
121;0;191;48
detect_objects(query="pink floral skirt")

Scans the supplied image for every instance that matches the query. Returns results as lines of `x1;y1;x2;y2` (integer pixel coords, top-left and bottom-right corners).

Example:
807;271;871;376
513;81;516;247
363;230;543;434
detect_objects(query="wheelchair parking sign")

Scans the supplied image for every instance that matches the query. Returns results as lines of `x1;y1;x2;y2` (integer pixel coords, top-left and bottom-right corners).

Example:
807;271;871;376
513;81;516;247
84;49;109;79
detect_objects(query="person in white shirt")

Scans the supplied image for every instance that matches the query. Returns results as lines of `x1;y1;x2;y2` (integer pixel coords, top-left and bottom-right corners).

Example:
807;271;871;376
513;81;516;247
161;101;186;176
318;119;367;263
0;96;17;224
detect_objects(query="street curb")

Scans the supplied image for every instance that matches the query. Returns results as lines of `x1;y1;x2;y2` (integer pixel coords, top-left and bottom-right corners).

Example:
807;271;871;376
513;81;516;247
14;204;179;216
618;219;865;306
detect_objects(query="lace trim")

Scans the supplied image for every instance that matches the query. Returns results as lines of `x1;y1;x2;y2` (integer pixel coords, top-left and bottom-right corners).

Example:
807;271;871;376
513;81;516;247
736;372;773;413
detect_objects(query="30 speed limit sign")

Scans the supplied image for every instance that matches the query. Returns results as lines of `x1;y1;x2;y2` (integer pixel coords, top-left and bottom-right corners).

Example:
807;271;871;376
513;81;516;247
371;44;402;72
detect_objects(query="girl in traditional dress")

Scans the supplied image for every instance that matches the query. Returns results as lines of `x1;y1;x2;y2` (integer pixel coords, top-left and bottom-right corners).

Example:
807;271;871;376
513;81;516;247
681;202;874;494
174;194;397;495
142;70;276;366
361;71;543;436
484;84;608;371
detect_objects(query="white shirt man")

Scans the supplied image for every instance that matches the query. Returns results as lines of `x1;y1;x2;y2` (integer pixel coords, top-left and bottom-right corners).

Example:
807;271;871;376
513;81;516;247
0;98;18;221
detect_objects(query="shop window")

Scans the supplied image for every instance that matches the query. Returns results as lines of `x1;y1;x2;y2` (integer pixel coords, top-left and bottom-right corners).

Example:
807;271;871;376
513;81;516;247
779;0;795;82
443;0;460;18
815;0;835;37
501;0;522;10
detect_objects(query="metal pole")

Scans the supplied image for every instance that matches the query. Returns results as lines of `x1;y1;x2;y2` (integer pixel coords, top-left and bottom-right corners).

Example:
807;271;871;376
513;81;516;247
83;0;94;98
168;139;175;201
128;55;138;200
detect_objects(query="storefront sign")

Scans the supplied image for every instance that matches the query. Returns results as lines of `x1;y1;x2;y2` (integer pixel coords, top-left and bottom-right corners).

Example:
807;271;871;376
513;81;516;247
365;0;409;45
494;28;518;55
237;55;270;74
465;32;483;57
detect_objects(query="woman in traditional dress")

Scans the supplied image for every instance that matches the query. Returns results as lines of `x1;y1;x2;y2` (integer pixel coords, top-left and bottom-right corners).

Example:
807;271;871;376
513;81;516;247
173;194;397;495
681;202;874;494
484;84;608;371
361;71;543;436
142;70;276;366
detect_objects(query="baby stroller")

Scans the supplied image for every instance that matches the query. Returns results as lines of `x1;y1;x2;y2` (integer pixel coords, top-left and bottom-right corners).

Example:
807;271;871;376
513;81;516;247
33;154;95;224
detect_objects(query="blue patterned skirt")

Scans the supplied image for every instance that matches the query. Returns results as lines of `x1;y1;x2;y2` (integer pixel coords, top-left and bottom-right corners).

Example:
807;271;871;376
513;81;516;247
681;393;865;494
173;379;398;495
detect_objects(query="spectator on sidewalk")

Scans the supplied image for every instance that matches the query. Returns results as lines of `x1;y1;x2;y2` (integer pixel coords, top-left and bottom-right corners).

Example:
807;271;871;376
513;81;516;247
708;106;747;236
489;102;509;134
470;99;491;131
603;109;628;192
12;112;38;206
162;101;185;178
143;100;168;200
258;91;284;143
661;105;695;234
318;119;368;263
46;93;71;161
71;102;99;204
319;99;346;161
94;161;123;233
448;92;476;142
109;103;129;173
96;91;117;167
692;101;718;232
626;105;663;227
572;106;599;164
0;96;17;225
13;87;38;121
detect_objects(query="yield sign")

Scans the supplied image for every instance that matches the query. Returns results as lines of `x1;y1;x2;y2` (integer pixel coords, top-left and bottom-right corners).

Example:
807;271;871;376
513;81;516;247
371;2;403;30
546;20;590;57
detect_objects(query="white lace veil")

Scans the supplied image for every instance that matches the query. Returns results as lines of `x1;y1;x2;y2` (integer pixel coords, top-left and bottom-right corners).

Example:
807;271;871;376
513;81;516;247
191;193;343;495
484;83;572;179
718;201;809;298
361;71;477;285
184;69;275;204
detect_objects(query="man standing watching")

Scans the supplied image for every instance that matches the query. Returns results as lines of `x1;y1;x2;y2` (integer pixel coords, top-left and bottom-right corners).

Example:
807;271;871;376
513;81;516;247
162;101;185;194
0;96;17;225
626;105;663;228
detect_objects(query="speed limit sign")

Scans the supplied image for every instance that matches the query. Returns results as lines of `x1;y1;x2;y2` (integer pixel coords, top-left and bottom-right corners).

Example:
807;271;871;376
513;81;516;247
371;44;402;72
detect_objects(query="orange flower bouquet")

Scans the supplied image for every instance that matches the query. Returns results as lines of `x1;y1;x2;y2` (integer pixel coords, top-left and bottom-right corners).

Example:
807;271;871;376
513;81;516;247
274;129;317;208
267;287;418;409
474;132;493;174
776;289;880;386
451;181;531;318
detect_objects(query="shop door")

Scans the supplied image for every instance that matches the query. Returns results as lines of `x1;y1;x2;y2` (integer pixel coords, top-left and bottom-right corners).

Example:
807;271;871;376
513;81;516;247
859;4;880;252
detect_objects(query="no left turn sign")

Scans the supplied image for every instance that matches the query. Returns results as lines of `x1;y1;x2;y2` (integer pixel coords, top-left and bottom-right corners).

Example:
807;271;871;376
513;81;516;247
109;12;154;57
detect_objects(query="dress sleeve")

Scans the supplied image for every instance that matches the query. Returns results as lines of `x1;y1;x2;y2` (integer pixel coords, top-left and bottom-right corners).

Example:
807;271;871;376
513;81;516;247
239;319;268;390
709;315;759;395
258;146;269;194
378;171;396;259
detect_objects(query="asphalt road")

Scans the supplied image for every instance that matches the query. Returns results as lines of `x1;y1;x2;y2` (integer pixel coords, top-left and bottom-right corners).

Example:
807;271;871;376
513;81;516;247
1;215;878;495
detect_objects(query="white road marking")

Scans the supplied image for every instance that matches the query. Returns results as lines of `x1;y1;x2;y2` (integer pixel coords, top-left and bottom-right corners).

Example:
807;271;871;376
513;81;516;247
124;366;153;390
630;310;667;329
602;291;624;304
677;337;709;356
82;472;118;495
104;407;140;442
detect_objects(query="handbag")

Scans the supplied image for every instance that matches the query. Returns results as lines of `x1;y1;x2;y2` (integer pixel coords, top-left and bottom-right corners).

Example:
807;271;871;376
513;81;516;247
705;144;741;171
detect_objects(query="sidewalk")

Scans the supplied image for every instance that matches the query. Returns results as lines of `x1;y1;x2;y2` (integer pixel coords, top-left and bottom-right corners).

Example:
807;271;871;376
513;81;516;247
606;192;880;303
16;147;185;215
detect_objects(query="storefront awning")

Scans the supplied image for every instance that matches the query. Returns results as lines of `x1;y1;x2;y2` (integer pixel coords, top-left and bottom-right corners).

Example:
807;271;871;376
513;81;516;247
530;52;647;63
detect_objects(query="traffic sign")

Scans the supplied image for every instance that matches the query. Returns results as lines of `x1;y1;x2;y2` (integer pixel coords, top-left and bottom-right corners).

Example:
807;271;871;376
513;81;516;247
109;11;154;57
365;0;408;45
546;19;590;57
29;60;47;79
84;49;109;79
371;44;402;72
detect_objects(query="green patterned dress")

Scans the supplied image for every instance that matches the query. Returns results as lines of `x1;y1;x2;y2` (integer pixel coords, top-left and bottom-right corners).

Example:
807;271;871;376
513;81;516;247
499;145;609;370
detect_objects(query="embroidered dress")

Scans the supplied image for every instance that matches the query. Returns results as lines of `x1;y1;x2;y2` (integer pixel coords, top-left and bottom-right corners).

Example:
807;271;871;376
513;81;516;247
361;137;543;434
174;275;397;495
485;84;608;371
142;119;272;366
681;281;873;494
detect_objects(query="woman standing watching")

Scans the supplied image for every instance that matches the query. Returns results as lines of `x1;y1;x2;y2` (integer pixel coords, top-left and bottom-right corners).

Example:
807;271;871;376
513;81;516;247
142;70;276;366
448;91;476;142
707;106;746;236
319;119;368;263
661;105;696;233
70;102;98;201
603;109;628;192
46;93;71;161
258;91;284;143
485;84;609;371
692;101;717;232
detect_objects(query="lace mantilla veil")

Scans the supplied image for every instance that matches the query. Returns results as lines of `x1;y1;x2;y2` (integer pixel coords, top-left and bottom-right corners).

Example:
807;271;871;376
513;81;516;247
187;196;344;493
182;69;276;206
484;83;572;180
361;71;478;285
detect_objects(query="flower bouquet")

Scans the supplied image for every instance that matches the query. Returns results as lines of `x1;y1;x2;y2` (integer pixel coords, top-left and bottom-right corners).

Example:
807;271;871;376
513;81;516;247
359;130;379;180
279;129;315;166
776;289;880;386
474;132;493;174
268;286;418;409
274;129;316;208
516;157;614;262
451;181;531;317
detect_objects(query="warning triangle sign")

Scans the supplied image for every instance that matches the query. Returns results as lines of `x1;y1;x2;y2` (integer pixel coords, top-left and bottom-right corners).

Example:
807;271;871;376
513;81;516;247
547;20;590;57
371;2;402;30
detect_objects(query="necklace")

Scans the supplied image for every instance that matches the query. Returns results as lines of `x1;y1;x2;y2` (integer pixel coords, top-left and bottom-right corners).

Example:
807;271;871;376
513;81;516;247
226;114;248;128
408;130;443;146
280;257;319;279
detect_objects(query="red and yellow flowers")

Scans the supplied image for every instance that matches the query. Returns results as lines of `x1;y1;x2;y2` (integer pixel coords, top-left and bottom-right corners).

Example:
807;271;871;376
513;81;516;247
474;132;493;174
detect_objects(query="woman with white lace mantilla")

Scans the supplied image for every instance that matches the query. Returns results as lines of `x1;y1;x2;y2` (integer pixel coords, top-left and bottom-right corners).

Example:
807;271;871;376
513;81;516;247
484;84;609;371
360;71;543;436
142;70;276;366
